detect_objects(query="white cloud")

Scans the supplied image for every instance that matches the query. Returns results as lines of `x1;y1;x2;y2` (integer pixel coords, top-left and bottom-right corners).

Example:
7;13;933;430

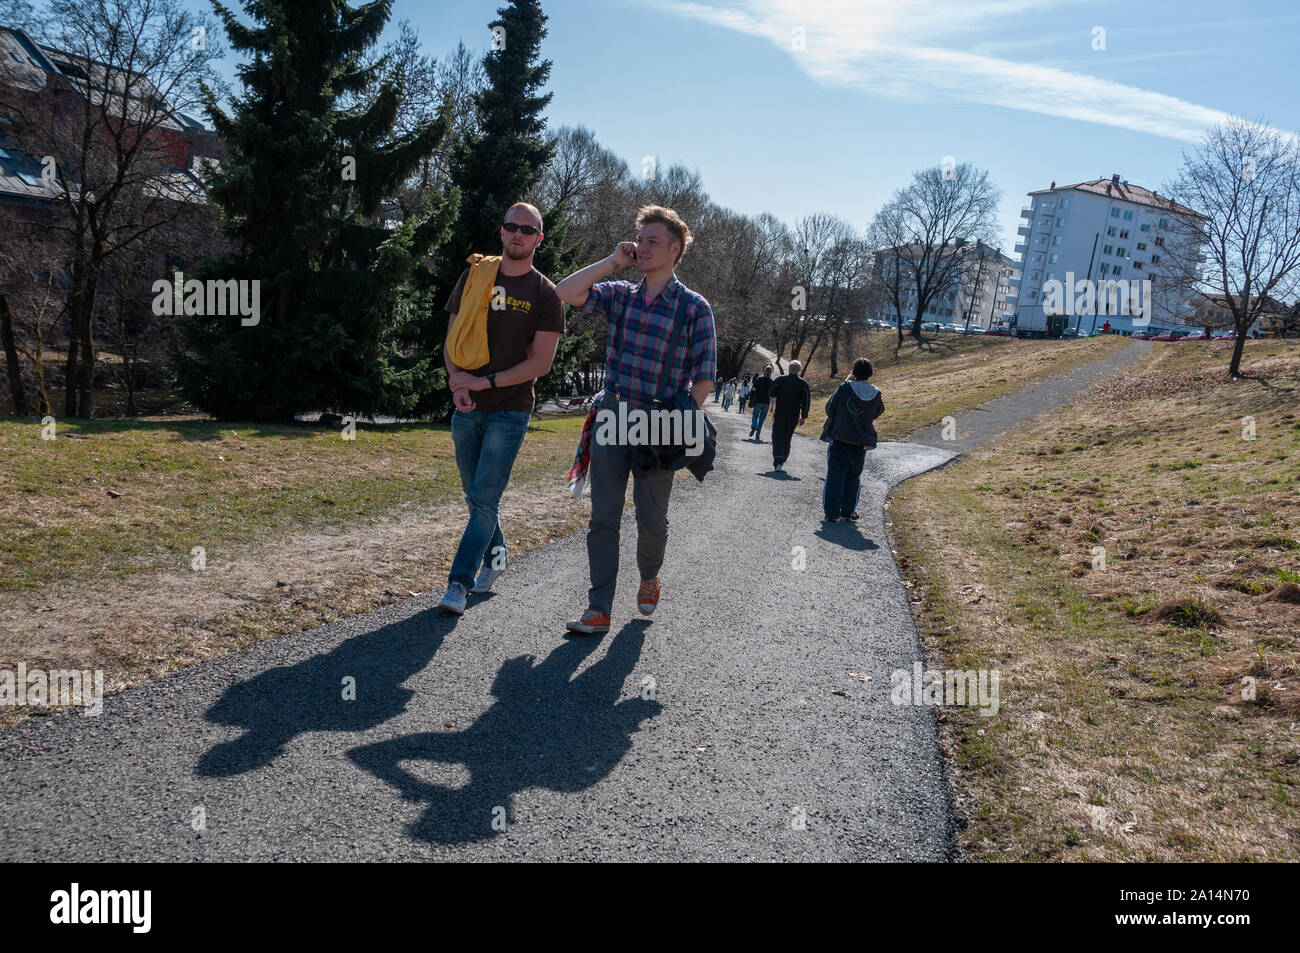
654;0;1254;143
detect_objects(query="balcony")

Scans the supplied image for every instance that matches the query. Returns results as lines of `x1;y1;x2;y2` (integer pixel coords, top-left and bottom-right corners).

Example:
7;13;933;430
1013;242;1026;254
1008;277;1021;287
1020;207;1033;218
1017;224;1031;237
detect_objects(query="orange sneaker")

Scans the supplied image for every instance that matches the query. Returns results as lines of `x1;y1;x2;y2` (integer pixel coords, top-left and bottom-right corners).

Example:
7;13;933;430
637;576;661;616
566;609;611;635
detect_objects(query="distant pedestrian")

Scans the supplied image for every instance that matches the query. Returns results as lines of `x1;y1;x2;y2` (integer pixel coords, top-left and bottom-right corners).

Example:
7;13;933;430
722;378;736;411
748;364;774;440
820;358;884;523
768;360;810;472
739;375;751;412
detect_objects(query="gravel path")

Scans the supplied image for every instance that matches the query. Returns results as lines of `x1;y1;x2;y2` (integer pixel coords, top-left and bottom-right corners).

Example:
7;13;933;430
0;341;1147;861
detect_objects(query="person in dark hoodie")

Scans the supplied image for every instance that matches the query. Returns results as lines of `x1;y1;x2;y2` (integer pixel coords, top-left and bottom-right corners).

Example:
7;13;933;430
819;358;884;522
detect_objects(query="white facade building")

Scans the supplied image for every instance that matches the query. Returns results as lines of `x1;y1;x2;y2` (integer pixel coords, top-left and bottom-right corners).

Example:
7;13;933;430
873;242;1020;329
1008;174;1204;336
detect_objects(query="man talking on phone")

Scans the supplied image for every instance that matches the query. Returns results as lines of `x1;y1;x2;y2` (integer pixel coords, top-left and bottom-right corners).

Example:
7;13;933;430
554;206;716;634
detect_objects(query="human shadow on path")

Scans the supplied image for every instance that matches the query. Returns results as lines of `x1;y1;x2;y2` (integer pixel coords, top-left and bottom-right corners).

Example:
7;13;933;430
815;522;881;551
197;608;457;777
346;620;660;846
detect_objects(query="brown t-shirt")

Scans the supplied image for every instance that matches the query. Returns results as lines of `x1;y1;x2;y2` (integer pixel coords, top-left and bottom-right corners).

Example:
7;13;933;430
444;264;566;413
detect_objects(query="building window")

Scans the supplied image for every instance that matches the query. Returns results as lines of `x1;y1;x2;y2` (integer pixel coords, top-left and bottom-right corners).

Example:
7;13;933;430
1117;247;1127;257
1106;226;1117;236
1060;198;1070;208
1119;229;1129;239
1154;237;1164;247
1032;271;1042;281
1136;242;1146;251
1158;217;1169;227
1053;235;1062;245
1123;210;1134;220
1103;244;1113;255
1140;223;1150;232
1113;265;1123;276
1150;254;1161;263
1049;253;1059;263
1056;216;1065;226
1032;254;1043;263
1111;208;1121;218
1099;262;1110;275
1134;262;1143;270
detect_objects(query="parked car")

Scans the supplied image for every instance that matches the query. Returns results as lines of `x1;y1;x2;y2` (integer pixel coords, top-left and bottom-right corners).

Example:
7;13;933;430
967;325;985;334
1133;331;1155;340
1212;329;1237;340
1151;331;1183;341
1182;331;1211;341
985;328;1012;337
921;321;941;332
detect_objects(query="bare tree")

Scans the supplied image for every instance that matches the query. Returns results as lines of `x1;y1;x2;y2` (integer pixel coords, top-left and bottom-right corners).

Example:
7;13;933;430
364;26;486;222
1163;118;1300;376
0;208;71;416
1;0;223;417
867;162;1001;342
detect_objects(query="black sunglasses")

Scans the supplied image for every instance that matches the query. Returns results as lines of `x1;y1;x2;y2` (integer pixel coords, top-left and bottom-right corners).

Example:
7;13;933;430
501;222;540;235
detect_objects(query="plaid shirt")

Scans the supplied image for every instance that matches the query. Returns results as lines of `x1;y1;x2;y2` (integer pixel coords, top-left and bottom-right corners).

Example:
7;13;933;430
578;275;717;406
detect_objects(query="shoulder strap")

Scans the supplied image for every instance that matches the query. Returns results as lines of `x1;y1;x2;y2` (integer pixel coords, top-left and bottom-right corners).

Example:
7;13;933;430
652;285;692;402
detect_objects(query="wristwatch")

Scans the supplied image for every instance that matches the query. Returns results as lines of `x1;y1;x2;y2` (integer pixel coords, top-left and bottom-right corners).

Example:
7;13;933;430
487;373;497;389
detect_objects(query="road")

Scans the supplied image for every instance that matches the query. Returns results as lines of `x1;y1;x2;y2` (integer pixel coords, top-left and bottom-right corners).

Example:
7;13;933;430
0;341;1148;861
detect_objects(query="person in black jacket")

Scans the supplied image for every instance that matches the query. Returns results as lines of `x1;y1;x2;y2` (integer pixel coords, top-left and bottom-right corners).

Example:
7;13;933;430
820;358;884;522
768;360;810;471
748;365;774;440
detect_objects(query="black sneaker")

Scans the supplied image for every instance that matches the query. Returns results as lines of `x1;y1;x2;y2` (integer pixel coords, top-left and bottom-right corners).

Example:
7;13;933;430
841;512;860;522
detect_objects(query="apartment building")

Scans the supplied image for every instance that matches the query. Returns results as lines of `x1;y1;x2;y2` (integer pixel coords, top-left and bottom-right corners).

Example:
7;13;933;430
872;241;1020;329
0;25;222;220
1008;174;1205;337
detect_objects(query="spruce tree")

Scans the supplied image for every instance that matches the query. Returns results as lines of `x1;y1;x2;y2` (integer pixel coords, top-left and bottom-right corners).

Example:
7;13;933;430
408;0;563;417
175;0;458;421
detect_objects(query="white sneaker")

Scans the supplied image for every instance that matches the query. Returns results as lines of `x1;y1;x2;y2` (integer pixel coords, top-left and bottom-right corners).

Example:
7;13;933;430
471;566;504;594
774;462;783;471
438;582;468;615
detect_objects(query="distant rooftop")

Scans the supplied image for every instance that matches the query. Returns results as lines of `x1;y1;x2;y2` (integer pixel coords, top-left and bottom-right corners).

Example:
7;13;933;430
1030;174;1206;220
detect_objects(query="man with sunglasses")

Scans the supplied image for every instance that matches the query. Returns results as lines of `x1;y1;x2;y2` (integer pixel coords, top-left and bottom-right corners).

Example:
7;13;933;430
438;202;565;615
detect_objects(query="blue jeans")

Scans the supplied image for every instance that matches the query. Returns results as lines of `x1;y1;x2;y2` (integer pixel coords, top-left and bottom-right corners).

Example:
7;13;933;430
449;409;531;588
823;439;866;519
750;402;769;438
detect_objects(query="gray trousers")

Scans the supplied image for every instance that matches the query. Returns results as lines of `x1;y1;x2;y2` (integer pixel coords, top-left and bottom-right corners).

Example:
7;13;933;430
586;396;674;615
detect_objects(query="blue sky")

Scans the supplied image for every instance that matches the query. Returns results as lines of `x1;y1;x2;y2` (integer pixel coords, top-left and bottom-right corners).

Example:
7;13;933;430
200;0;1300;252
